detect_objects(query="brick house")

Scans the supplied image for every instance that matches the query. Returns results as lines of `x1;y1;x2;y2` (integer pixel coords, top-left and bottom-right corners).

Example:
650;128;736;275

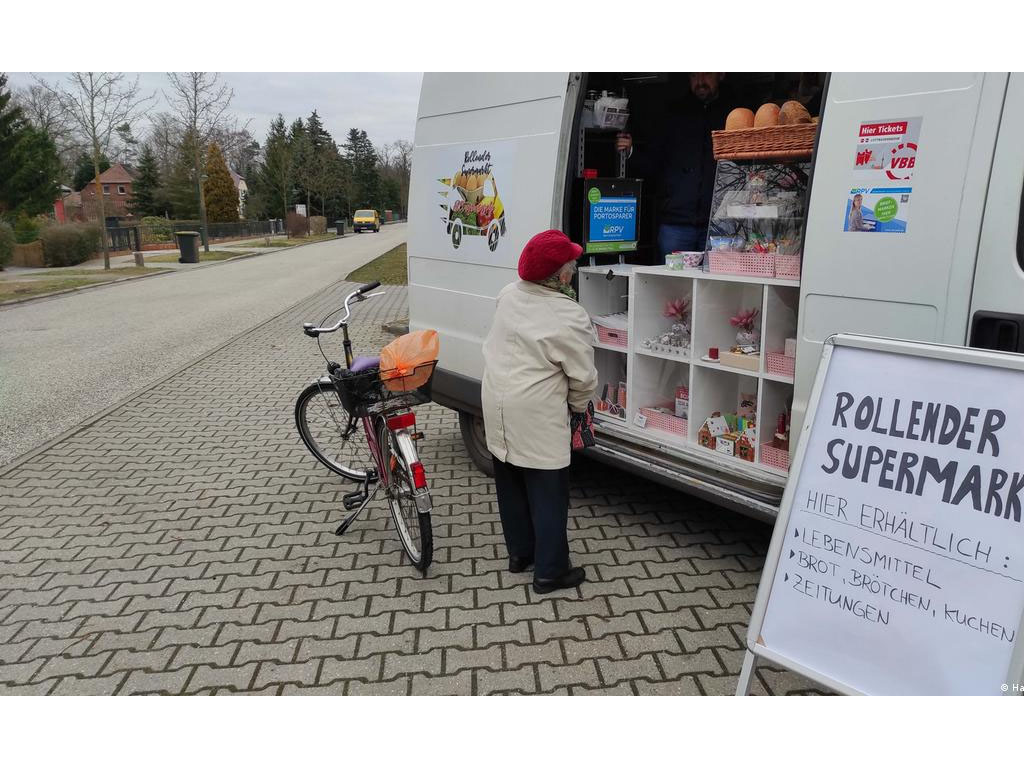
81;163;136;219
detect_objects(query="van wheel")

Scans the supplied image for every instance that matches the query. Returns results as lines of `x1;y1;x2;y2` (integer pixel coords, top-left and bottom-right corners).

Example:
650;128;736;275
458;411;494;477
487;223;499;252
451;222;462;249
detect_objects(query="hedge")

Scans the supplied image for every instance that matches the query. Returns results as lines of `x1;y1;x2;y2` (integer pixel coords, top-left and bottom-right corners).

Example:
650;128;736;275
0;222;14;269
40;224;102;267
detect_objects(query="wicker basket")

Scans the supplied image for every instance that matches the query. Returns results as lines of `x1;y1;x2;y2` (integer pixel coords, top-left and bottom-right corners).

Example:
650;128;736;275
707;250;774;277
712;123;818;161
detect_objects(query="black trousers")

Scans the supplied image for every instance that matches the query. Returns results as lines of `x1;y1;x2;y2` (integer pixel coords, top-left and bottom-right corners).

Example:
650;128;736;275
491;455;570;580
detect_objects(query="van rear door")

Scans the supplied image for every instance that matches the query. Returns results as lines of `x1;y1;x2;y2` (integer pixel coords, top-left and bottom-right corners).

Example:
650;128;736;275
408;73;575;411
793;73;1007;437
968;74;1024;352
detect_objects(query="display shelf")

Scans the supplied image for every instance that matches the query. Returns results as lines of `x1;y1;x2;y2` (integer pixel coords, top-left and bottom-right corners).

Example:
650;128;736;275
636;347;692;363
579;263;636;277
758;379;794;475
692;279;763;370
762;371;795;385
762;284;799;362
593;340;628;354
632;271;694;360
633;265;800;288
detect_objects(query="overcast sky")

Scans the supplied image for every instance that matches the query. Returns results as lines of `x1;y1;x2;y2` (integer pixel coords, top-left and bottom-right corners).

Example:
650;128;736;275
6;72;423;148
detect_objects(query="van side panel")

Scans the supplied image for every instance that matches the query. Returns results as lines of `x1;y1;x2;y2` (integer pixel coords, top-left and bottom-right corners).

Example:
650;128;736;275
969;74;1024;333
408;73;571;387
793;73;1005;438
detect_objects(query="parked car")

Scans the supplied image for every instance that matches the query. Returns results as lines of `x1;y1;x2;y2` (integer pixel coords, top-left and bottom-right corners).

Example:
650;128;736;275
353;209;381;233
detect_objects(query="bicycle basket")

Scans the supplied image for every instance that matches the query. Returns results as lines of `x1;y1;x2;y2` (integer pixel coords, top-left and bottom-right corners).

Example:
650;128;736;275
332;367;385;415
379;360;437;406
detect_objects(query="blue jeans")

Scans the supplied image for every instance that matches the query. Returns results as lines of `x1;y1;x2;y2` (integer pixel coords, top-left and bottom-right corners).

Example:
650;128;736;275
658;224;706;263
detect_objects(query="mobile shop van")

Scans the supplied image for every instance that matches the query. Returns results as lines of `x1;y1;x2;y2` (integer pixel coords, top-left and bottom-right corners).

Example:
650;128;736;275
408;73;1024;522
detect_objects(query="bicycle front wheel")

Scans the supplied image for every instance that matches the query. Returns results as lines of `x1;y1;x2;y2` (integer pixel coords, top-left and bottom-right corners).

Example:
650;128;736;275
376;418;433;571
295;381;372;481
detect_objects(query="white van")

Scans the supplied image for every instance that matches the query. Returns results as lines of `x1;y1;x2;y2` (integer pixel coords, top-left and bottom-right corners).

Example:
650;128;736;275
408;73;1024;522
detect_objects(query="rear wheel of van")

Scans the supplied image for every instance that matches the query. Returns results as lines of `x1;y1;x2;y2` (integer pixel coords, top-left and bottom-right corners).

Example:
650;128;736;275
451;221;462;249
458;411;494;477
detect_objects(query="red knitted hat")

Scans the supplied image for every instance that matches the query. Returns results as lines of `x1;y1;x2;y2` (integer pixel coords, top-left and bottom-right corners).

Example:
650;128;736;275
518;230;583;281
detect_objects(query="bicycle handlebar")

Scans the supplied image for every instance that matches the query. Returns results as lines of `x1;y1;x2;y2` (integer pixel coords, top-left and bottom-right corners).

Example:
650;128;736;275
303;283;386;337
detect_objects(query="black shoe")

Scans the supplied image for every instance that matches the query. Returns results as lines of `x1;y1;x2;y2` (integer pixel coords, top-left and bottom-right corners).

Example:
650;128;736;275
508;556;534;573
533;567;586;594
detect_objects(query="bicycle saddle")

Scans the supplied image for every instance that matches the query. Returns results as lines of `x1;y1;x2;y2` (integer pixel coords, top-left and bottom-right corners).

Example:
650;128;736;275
349;355;381;373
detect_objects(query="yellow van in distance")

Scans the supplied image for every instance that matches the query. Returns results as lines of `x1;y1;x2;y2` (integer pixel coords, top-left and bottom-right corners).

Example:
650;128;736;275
353;209;381;233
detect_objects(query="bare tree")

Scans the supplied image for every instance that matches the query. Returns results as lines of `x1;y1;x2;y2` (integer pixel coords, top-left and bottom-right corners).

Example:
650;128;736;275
15;83;78;169
165;73;238;252
39;73;154;269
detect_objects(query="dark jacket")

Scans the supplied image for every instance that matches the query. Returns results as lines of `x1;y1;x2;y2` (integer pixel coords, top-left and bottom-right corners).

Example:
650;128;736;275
628;91;734;227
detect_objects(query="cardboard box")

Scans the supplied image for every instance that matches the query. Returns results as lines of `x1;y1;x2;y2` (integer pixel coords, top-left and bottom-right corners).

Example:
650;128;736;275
719;350;760;372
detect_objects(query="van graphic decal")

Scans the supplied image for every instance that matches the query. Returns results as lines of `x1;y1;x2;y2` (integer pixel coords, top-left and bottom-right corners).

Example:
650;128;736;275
438;149;507;252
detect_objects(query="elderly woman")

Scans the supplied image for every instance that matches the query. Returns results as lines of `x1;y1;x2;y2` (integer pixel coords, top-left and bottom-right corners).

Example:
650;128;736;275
481;230;599;594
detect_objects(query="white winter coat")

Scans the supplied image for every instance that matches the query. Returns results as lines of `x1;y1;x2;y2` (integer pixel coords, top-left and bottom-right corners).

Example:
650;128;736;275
481;280;598;470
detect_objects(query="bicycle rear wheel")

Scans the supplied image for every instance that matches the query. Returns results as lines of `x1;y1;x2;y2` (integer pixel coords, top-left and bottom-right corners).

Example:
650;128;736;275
376;418;433;571
295;381;372;481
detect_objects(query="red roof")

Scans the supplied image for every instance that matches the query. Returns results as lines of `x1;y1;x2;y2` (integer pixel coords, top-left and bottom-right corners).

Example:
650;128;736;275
95;163;136;184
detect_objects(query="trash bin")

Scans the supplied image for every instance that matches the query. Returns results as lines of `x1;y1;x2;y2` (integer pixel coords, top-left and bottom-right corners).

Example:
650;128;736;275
176;231;200;263
335;220;345;236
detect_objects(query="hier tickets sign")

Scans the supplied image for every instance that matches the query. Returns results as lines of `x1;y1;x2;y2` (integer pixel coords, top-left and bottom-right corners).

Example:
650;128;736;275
843;117;922;235
756;343;1024;695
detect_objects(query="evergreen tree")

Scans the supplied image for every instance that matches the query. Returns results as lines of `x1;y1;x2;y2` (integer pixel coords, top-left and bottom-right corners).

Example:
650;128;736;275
128;144;162;217
167;130;201;219
0;73;61;220
257;115;293;220
72;152;110;191
203;143;239;222
344;128;381;212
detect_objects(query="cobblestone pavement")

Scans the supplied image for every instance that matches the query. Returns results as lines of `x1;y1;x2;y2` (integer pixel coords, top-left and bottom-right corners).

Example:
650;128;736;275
0;279;823;695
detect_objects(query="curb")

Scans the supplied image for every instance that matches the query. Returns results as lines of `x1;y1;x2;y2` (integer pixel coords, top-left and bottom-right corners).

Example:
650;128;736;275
0;236;344;311
0;268;377;477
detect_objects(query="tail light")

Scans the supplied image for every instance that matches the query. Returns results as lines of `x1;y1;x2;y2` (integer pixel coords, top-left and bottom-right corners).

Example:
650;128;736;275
410;461;427;490
387;412;416;430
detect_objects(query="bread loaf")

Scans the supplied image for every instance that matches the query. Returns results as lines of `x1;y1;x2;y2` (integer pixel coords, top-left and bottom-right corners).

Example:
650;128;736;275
779;100;812;125
754;103;780;127
725;108;755;131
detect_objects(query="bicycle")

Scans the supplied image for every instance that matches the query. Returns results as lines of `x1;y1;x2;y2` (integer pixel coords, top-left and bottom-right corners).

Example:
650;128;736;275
295;280;435;571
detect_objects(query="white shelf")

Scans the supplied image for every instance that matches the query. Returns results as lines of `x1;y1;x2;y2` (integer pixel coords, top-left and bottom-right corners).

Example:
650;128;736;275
593;341;628;353
580;263;636;277
594;412;627;427
634;264;800;288
635;347;692;364
762;371;795;385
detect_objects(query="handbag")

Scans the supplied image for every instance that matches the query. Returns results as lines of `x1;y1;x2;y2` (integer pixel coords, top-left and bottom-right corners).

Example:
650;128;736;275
570;400;596;451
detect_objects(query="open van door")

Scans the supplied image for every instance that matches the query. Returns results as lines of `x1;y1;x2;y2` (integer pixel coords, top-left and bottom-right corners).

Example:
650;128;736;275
793;73;1006;437
969;74;1024;352
408;73;579;467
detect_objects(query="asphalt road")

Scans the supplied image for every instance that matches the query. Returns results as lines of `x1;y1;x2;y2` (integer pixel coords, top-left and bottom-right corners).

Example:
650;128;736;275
0;225;407;467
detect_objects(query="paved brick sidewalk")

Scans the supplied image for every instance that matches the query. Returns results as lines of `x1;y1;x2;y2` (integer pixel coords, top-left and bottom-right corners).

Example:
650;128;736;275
0;279;822;695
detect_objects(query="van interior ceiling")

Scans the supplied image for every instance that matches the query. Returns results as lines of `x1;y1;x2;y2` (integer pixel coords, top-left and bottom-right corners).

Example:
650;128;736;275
567;72;826;267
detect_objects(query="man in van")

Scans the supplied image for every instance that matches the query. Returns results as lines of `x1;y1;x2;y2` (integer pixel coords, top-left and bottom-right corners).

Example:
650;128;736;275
616;73;734;258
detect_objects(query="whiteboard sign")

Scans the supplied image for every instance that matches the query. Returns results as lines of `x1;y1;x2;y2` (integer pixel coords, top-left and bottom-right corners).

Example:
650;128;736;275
748;336;1024;695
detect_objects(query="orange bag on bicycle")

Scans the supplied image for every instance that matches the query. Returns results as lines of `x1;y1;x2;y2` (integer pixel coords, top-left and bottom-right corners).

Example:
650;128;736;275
379;329;439;392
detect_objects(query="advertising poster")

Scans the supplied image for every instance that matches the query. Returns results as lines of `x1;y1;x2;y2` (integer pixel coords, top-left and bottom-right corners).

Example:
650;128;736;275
843;117;922;234
586;191;638;254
